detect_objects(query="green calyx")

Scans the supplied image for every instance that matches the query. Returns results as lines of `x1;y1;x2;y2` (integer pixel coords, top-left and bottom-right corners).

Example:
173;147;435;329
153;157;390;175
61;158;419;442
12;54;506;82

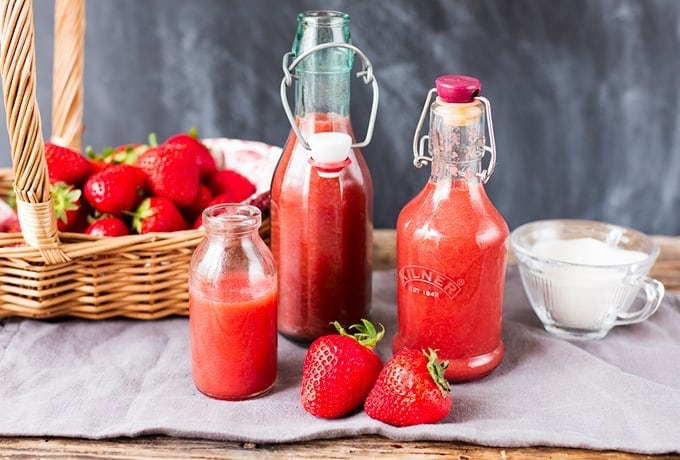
332;319;385;350
130;198;152;233
50;182;81;223
424;348;451;395
86;144;145;165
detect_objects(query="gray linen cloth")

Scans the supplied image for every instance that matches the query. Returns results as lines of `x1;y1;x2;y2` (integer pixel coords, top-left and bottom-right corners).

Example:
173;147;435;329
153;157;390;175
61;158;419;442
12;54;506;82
0;267;678;453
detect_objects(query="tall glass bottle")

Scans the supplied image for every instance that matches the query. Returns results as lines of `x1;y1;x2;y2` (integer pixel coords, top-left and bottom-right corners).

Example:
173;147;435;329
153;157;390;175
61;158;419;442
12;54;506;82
272;11;378;343
394;75;508;382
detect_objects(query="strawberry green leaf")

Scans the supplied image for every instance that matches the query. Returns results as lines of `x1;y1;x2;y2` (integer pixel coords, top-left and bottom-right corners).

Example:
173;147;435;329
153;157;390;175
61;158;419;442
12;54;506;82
424;348;450;395
333;319;385;349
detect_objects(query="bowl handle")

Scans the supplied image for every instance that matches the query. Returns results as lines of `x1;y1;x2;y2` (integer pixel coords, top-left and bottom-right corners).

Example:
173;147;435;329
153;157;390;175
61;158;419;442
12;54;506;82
615;275;665;325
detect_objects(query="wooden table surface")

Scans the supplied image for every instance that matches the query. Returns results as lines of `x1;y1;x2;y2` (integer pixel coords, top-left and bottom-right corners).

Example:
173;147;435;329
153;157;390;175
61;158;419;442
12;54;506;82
1;229;678;459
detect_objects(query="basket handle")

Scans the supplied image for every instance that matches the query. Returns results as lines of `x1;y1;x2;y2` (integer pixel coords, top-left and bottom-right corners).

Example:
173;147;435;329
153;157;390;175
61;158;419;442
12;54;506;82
0;0;69;264
51;0;85;152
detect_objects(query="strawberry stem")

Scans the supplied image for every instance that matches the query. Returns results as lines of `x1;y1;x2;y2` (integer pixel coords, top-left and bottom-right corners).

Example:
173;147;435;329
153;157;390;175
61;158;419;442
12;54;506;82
424;348;450;395
332;319;385;350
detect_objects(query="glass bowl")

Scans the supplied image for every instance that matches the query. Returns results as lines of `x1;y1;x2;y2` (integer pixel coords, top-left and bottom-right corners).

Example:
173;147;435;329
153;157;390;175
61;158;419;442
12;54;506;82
510;219;664;340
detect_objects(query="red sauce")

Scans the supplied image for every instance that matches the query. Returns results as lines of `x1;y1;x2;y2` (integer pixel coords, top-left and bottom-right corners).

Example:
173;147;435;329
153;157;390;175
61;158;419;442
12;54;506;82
394;179;508;381
189;275;277;400
271;113;373;342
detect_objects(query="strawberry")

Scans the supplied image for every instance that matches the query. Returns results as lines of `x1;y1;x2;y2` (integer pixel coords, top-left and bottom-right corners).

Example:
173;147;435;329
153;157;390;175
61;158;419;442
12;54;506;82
182;184;213;223
136;144;199;208
83;164;147;215
246;191;271;215
87;143;148;167
132;197;187;233
207;169;256;203
4;213;21;233
50;182;84;232
44;142;90;185
364;348;451;427
164;130;217;179
191;192;240;229
300;319;384;419
85;216;130;237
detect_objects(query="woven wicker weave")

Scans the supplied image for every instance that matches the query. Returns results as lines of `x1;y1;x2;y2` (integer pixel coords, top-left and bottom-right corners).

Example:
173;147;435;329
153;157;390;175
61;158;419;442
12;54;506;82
0;0;270;319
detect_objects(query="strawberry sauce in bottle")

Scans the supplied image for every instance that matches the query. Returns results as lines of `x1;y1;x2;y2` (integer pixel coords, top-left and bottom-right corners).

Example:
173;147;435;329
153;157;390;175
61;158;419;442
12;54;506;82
394;75;508;382
272;11;379;343
189;204;277;400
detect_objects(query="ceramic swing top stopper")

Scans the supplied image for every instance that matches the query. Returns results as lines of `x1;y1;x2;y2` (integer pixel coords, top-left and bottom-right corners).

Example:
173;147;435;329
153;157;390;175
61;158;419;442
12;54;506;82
308;132;352;178
435;75;482;103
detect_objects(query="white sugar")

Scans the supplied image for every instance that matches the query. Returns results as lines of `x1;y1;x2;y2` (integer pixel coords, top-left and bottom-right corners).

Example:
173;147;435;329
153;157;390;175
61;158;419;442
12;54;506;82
531;237;647;266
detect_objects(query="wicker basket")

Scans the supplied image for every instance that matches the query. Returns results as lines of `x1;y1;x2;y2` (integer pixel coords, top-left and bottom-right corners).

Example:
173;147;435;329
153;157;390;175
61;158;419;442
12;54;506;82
0;0;270;319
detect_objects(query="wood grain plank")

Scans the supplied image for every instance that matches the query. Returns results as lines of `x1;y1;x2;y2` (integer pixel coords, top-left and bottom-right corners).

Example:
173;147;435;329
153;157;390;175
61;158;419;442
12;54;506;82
1;436;677;459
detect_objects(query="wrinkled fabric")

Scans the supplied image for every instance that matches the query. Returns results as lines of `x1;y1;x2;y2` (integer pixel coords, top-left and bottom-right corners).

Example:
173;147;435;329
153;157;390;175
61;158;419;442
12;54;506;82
0;267;678;453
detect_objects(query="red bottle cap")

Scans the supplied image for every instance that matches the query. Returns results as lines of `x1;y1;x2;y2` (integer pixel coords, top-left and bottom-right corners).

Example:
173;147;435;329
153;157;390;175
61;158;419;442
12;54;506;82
435;75;482;103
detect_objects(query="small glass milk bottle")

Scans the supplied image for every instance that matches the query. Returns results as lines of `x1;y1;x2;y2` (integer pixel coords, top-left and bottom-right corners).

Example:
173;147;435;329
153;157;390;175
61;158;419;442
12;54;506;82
394;75;509;382
272;10;379;343
189;204;277;400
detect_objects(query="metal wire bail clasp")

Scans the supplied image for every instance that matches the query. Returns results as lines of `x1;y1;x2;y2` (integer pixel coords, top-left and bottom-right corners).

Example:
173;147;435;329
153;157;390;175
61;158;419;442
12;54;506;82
412;89;498;184
280;43;380;151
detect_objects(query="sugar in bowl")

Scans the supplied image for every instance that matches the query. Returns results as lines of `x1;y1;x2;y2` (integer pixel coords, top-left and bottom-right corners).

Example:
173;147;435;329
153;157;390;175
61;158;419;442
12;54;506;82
510;219;665;340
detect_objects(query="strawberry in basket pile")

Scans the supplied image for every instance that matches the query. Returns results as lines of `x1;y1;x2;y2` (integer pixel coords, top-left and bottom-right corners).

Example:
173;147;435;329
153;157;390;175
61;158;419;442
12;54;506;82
0;131;267;236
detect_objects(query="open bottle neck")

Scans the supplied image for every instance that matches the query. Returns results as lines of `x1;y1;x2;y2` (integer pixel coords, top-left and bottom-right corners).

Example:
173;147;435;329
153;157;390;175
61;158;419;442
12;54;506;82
292;11;353;119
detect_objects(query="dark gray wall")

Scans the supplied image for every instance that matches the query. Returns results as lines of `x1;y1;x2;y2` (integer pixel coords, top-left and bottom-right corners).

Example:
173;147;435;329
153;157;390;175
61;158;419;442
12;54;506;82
2;0;679;234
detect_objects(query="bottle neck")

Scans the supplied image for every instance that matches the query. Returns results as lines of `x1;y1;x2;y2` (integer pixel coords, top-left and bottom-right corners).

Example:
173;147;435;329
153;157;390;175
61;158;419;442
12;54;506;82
429;98;485;184
292;11;353;119
202;204;261;239
295;71;351;118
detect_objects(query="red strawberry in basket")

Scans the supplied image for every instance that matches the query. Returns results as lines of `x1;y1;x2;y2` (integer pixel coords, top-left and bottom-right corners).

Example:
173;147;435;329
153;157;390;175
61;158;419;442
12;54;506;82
136;144;199;208
50;182;84;232
45;142;90;186
207;169;256;203
87;143;148;169
132;196;187;233
246;191;271;215
85;216;130;237
164;130;217;179
183;184;213;223
300;319;384;419
364;348;452;427
84;164;147;215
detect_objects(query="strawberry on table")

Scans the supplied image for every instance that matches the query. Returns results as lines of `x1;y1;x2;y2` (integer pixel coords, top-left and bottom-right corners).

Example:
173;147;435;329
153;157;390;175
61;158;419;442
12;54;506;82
50;182;84;232
364;348;452;427
300;319;384;419
83;164;147;215
207;169;256;203
136;144;200;208
132;197;187;233
45;142;90;186
164;130;217;179
85;216;130;237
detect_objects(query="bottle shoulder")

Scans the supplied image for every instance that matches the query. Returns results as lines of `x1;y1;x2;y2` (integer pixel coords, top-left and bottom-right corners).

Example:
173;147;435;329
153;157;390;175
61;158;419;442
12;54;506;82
398;180;508;241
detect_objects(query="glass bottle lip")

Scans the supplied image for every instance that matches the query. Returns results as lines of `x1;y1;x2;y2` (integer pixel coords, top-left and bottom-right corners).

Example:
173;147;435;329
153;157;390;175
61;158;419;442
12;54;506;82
202;204;261;235
298;10;350;26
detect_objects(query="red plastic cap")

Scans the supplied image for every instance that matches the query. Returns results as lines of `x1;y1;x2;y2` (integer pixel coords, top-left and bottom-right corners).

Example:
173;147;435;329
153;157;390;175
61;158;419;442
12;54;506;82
435;75;482;103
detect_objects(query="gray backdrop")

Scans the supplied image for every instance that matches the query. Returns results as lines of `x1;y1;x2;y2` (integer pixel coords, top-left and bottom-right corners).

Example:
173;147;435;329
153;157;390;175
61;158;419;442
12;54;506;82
1;0;678;234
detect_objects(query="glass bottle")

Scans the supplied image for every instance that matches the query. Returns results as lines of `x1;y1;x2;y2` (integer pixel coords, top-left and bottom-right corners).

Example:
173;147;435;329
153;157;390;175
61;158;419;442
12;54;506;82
189;204;277;400
394;75;508;382
272;10;378;343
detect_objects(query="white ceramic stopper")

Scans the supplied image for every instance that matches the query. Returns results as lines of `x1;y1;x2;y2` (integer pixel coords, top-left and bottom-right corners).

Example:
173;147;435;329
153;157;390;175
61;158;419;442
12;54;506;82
308;132;352;178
